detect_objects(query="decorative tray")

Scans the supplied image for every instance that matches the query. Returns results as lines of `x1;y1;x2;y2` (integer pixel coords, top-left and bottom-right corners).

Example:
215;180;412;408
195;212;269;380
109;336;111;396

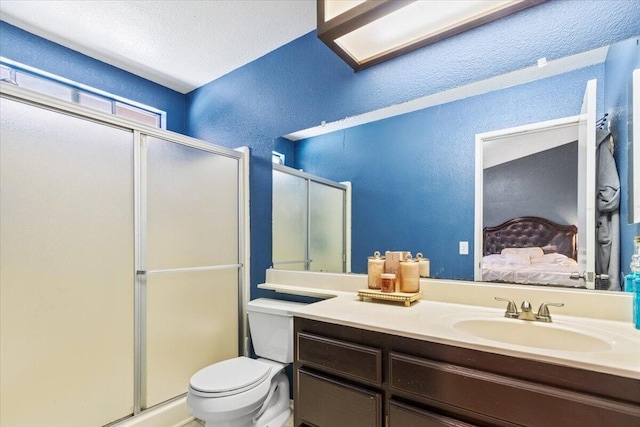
357;289;421;307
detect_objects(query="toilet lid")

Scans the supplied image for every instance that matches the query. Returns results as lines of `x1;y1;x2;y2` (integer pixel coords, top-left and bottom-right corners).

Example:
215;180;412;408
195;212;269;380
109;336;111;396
190;357;271;396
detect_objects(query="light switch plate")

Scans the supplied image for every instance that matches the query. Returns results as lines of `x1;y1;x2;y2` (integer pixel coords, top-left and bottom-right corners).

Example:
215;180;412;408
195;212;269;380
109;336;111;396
459;241;469;255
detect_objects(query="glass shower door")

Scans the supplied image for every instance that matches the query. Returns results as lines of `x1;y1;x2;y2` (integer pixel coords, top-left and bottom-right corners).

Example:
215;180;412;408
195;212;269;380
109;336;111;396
309;181;345;272
142;136;240;408
272;165;347;272
272;169;309;270
1;85;247;425
0;98;135;427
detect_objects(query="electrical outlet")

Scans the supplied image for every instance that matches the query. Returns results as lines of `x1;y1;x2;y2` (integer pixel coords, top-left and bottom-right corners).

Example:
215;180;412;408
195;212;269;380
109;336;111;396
459;241;469;255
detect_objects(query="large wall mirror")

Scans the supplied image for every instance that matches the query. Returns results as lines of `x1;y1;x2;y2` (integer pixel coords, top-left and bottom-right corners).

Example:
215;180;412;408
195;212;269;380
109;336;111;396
273;35;640;292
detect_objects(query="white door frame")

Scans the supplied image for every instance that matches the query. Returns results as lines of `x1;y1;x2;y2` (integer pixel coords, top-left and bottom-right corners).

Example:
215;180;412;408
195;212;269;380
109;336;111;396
474;115;581;282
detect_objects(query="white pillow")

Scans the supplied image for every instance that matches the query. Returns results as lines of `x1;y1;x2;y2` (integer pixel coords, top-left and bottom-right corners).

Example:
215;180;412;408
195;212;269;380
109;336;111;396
501;247;544;259
504;253;531;265
482;254;505;264
533;253;568;265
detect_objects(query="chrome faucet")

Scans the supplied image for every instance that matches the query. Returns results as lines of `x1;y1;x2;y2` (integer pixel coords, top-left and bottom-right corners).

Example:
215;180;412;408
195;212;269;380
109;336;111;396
495;297;564;323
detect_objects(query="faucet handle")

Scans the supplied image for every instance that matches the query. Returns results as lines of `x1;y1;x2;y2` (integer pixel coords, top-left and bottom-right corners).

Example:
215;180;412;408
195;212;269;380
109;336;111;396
495;297;519;318
536;302;564;322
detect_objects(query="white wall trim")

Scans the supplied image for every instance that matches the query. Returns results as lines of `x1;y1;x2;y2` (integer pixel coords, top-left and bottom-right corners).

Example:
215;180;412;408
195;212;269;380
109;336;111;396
341;181;353;273
283;46;607;142
235;146;251;356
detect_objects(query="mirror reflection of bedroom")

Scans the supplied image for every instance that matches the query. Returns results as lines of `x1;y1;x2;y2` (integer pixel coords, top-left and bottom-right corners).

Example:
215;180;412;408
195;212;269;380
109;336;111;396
476;87;618;291
479;124;582;289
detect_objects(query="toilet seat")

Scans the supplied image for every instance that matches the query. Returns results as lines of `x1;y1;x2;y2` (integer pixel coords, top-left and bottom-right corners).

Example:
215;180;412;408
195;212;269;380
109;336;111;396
189;357;271;398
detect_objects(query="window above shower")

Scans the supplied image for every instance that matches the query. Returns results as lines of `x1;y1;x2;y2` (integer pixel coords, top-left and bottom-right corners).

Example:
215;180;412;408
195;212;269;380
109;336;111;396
0;58;165;129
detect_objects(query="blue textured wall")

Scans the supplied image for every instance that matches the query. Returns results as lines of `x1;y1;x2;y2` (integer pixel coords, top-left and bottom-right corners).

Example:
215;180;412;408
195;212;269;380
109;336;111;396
2;1;639;294
295;65;604;278
187;0;639;292
0;21;187;134
604;37;640;279
273;137;296;165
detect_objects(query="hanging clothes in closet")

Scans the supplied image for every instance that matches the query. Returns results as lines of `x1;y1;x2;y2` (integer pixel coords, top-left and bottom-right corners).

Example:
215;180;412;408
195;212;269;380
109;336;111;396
595;129;620;290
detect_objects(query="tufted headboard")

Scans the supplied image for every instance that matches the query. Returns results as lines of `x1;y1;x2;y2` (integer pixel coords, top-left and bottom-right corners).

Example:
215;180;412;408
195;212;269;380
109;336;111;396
483;216;577;260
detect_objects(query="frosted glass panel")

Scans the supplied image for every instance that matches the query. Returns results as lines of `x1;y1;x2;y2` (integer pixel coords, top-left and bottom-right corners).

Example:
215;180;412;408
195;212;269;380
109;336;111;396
0;65;10;80
273;169;308;269
15;71;74;101
145;268;239;407
78;91;112;114
309;182;345;272
116;102;160;127
0;98;134;426
146;137;239;269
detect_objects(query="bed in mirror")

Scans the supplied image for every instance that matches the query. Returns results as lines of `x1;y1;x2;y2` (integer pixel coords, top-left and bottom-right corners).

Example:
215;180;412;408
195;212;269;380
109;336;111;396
480;216;578;287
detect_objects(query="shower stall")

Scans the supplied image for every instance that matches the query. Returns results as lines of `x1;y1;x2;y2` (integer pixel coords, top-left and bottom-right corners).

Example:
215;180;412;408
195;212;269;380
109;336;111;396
0;83;249;426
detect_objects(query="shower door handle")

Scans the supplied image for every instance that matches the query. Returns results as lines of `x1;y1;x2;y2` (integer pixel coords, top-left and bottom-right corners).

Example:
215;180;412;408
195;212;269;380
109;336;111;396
136;264;242;275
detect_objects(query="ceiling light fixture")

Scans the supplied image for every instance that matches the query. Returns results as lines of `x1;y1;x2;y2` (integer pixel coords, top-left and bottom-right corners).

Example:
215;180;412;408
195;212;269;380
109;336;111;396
317;0;548;71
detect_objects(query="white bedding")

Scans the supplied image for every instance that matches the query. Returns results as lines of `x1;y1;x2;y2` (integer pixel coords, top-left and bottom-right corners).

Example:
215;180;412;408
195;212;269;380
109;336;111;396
482;248;581;287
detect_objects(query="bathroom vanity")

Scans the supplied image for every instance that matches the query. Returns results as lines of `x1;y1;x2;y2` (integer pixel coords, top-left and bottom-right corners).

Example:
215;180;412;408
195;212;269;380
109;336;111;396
259;270;640;427
293;317;639;427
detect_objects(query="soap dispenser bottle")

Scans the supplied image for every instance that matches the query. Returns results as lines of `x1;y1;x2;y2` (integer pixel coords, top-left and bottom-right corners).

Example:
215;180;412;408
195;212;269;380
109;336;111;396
626;236;640;291
627;236;640;329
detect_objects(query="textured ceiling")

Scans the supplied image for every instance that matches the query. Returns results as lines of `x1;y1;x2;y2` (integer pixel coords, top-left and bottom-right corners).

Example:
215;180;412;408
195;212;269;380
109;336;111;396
0;0;317;93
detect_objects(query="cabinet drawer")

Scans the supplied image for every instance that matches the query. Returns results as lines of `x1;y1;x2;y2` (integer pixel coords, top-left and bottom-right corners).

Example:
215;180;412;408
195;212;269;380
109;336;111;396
296;369;382;427
389;400;478;427
297;331;382;386
390;352;640;427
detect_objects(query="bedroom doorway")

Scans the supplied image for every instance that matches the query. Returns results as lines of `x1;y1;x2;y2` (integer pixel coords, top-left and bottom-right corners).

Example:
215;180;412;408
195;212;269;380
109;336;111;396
474;80;597;289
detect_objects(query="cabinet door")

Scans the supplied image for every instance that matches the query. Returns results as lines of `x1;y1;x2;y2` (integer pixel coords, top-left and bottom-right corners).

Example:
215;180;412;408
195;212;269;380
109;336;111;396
297;369;382;427
390;352;640;427
297;332;382;386
389;401;478;427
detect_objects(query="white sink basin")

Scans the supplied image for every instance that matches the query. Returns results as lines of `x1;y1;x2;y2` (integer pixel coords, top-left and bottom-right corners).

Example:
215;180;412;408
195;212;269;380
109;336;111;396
452;318;613;352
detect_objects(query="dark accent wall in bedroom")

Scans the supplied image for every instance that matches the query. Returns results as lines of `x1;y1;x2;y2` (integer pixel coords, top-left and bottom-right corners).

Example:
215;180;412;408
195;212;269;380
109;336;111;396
483;142;578;228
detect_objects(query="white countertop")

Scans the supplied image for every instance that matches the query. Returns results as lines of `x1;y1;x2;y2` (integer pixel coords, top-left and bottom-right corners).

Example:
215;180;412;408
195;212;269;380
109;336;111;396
260;269;640;380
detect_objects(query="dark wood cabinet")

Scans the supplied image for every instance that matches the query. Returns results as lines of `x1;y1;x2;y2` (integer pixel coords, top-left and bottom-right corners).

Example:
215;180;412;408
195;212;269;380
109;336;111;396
297;331;382;386
389;400;478;427
389;351;640;427
294;330;383;426
297;369;383;427
294;317;640;427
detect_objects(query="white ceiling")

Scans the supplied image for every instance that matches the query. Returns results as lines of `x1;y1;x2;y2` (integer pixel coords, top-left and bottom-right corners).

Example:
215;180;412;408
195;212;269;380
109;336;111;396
0;0;317;94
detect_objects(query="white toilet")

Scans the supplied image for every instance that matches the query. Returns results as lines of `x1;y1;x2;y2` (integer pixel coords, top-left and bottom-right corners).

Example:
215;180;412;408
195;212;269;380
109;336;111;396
187;298;305;427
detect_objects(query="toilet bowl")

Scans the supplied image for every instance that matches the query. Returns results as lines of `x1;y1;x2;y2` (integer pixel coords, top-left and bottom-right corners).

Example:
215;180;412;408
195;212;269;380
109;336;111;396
187;298;306;427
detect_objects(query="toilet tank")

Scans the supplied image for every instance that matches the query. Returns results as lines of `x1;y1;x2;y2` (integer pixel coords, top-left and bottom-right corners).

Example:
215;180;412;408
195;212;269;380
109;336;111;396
247;298;307;363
